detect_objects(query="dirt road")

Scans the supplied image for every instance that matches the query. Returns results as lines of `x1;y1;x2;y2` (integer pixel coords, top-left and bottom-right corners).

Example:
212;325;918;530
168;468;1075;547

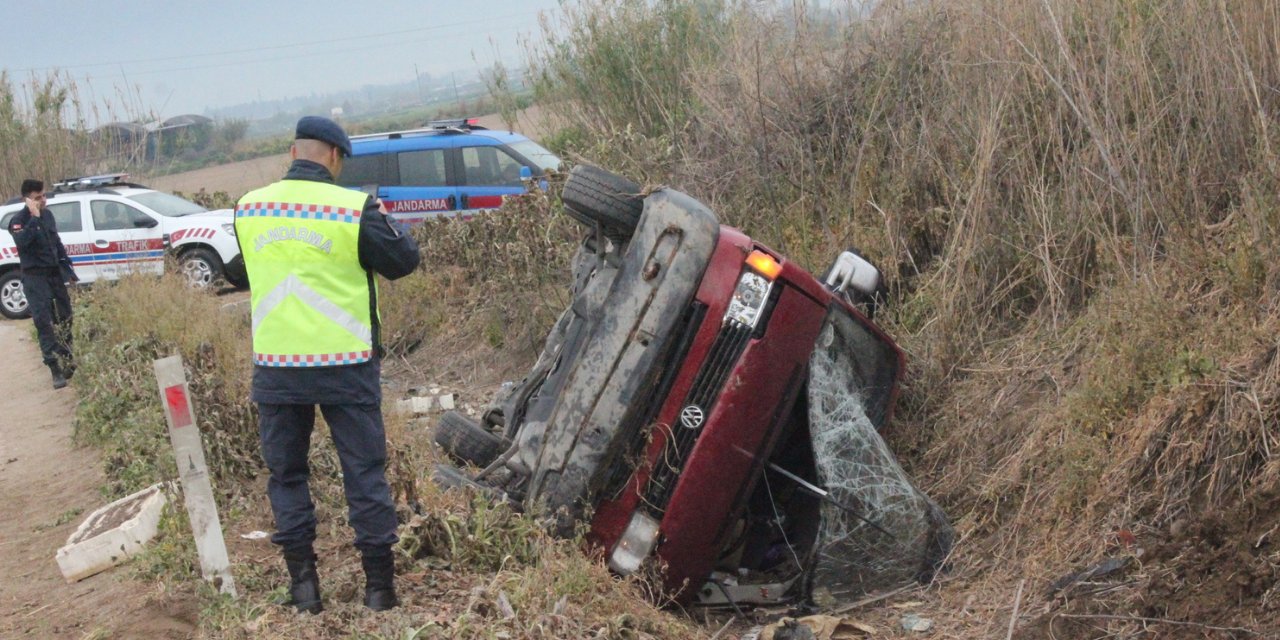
0;320;195;639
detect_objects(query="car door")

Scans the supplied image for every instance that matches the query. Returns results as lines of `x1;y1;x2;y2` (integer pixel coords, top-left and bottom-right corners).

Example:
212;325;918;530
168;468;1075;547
45;199;96;283
380;145;460;223
88;199;164;280
455;144;528;215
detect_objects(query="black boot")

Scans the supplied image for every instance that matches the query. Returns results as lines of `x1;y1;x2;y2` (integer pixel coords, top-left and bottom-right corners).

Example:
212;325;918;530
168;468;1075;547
283;549;323;614
49;363;67;390
361;549;398;611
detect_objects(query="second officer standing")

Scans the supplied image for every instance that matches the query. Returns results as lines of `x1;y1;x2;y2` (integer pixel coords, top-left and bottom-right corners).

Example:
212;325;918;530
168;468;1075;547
234;116;420;613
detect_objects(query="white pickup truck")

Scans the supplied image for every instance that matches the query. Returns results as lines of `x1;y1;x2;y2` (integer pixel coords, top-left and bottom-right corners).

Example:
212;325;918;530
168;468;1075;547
0;174;245;319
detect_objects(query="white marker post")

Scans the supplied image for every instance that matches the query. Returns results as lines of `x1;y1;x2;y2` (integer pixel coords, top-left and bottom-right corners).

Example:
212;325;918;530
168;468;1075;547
154;355;238;597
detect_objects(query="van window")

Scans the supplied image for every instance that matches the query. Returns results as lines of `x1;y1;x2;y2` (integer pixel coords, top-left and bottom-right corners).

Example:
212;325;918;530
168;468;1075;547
0;202;82;232
339;155;386;187
48;202;83;232
398;149;448;186
460;146;525;187
91;200;151;231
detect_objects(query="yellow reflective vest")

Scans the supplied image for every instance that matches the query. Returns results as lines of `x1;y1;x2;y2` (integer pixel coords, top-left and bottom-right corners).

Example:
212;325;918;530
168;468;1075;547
234;180;375;367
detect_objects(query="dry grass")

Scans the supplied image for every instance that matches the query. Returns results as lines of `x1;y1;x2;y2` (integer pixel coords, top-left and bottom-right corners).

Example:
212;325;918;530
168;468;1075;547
527;0;1280;635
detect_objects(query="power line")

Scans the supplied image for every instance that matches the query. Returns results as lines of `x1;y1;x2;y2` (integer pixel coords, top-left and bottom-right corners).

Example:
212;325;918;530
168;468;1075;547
77;20;534;82
11;11;543;73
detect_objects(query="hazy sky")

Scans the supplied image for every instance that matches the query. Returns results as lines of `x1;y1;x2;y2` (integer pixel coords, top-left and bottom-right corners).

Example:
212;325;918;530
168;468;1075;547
0;0;563;117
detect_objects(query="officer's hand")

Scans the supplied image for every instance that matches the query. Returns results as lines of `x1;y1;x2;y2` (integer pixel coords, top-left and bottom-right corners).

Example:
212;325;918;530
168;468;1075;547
25;198;41;216
376;198;388;215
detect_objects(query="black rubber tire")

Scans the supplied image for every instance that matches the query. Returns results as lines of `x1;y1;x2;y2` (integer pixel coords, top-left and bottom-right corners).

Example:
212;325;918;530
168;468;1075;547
178;247;224;289
430;464;491;492
0;270;29;320
434;410;505;467
561;165;644;241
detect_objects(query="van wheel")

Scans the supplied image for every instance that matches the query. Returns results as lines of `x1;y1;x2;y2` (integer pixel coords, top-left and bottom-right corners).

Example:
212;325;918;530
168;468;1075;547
561;165;644;241
179;248;222;289
434;410;506;467
430;464;488;490
0;271;29;320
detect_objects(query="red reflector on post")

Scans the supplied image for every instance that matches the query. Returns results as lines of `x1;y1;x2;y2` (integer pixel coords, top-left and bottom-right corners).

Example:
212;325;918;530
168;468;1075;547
165;385;193;428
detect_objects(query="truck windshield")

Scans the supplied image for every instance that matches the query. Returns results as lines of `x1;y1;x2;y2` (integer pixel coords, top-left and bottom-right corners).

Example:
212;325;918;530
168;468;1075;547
126;192;208;217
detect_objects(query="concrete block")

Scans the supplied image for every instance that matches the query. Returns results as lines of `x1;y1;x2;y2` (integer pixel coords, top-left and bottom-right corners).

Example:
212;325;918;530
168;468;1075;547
396;396;433;415
55;483;168;582
438;394;456;411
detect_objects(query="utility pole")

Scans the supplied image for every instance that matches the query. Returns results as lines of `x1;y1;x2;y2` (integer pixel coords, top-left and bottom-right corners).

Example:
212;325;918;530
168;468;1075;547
451;72;460;106
414;64;424;104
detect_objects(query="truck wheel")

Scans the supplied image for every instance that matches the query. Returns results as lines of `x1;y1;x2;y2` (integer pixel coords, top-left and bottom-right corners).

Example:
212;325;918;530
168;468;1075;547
434;410;506;467
561;165;644;241
179;247;223;289
0;271;29;320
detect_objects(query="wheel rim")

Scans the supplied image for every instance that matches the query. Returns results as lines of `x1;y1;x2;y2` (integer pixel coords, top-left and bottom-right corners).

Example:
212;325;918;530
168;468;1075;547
182;257;214;288
1;279;27;315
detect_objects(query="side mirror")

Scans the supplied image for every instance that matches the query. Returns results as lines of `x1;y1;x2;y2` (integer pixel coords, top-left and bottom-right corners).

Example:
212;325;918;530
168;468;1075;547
134;216;159;228
519;166;533;180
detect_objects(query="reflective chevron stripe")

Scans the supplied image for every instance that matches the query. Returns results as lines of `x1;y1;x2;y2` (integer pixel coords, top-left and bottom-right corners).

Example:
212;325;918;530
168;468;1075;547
253;351;373;367
250;274;373;345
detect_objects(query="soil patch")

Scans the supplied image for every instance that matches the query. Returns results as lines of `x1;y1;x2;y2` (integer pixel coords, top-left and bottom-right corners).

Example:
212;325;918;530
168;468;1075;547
0;320;198;639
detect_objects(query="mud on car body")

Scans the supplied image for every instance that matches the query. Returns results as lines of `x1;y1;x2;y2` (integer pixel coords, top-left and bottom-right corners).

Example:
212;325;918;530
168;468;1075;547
433;166;953;607
0;174;245;319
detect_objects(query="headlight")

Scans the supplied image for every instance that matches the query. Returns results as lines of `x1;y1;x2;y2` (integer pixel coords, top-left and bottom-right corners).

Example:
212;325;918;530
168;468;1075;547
723;250;781;329
221;223;236;236
607;511;661;575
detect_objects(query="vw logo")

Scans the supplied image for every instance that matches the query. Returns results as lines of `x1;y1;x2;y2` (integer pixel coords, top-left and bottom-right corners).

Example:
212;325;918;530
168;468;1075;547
680;405;705;429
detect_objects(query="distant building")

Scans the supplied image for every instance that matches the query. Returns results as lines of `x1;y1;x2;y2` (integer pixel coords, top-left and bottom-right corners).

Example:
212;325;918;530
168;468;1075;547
94;114;214;161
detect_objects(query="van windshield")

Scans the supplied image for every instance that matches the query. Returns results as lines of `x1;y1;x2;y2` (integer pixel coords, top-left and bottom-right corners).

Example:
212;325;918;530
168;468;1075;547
508;140;562;172
126;192;208;217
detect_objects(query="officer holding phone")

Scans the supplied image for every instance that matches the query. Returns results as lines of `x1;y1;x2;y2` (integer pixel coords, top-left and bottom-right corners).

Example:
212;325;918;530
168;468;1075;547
5;179;78;389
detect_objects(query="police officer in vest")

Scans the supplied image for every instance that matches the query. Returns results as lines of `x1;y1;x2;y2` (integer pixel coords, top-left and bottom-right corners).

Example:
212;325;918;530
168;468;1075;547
234;116;420;613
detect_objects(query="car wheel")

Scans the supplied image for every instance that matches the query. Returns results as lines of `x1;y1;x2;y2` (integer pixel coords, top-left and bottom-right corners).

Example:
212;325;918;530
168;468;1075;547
0;271;29;320
179;248;223;289
561;165;645;241
430;464;495;493
434;410;506;467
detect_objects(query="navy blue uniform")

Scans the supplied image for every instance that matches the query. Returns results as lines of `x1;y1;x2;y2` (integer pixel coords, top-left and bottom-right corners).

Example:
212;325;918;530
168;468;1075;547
250;159;420;555
6;207;76;369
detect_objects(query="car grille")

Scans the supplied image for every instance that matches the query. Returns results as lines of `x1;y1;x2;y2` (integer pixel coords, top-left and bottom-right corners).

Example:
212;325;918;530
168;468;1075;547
642;319;754;515
600;302;708;500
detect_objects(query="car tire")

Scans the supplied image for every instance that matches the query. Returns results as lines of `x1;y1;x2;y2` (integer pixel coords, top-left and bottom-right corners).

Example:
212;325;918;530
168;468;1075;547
430;464;493;493
0;270;29;320
179;247;223;289
434;410;506;467
561;165;645;241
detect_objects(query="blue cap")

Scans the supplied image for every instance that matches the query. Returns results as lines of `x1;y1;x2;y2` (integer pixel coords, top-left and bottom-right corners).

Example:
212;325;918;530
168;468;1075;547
295;116;351;157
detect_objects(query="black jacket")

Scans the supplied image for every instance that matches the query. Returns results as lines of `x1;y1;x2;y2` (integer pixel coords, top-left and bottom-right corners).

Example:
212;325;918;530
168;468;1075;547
6;206;75;277
244;159;422;405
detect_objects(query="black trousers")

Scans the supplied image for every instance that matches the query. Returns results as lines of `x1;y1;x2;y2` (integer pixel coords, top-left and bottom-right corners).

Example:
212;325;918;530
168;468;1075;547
257;403;398;554
22;271;72;368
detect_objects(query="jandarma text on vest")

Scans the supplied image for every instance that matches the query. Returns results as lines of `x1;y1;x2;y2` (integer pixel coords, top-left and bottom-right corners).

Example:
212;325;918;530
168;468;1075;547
253;226;334;254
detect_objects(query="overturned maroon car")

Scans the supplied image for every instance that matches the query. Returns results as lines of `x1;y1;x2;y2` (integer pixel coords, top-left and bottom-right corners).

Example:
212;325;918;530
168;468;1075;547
433;165;953;607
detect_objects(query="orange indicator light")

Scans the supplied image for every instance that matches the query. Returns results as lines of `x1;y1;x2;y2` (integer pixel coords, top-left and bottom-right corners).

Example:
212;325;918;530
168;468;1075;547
746;250;783;280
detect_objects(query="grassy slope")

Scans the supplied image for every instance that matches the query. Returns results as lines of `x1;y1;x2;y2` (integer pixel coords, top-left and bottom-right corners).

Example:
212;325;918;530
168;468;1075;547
58;0;1280;637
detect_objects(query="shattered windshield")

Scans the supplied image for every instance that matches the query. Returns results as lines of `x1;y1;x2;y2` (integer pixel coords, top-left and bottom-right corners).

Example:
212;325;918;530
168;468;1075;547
805;305;953;601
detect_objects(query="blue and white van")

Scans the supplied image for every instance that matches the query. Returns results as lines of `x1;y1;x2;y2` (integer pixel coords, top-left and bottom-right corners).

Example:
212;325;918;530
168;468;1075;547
337;119;561;223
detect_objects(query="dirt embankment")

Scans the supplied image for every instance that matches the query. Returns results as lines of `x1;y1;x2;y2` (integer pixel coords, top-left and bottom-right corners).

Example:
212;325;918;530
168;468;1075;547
0;321;196;639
